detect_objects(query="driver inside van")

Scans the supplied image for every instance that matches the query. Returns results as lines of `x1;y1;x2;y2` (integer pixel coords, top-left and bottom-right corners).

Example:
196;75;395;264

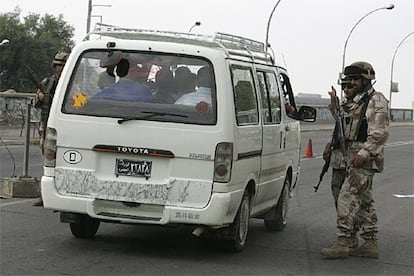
175;66;212;106
93;52;155;102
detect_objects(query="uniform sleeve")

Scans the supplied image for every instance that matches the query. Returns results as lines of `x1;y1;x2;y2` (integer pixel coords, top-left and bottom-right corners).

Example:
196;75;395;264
358;92;389;159
328;97;339;119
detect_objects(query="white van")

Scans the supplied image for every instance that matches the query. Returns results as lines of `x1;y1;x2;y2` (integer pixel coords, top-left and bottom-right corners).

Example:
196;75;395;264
41;24;316;251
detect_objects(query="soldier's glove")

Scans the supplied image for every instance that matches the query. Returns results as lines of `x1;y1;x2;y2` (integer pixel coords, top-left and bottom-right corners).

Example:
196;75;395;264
350;154;365;168
322;143;332;161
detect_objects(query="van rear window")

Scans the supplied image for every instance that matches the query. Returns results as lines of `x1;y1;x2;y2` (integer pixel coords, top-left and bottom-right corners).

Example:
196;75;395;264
62;50;216;125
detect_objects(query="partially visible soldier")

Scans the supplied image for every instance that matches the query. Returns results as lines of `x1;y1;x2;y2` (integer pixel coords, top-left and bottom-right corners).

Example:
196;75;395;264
323;77;357;209
321;61;389;259
33;52;69;207
322;77;360;251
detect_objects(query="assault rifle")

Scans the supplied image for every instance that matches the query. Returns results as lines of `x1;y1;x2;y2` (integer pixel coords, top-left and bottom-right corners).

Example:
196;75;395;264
314;96;347;192
334;96;347;167
26;64;45;92
314;143;332;192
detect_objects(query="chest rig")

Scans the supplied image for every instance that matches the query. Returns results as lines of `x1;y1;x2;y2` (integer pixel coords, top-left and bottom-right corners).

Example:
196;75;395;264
341;89;373;143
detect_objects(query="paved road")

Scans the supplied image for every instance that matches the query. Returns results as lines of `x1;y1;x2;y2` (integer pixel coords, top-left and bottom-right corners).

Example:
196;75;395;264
1;125;413;275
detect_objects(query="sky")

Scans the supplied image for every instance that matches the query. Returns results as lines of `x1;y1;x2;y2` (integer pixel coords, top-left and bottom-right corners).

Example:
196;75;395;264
1;0;414;108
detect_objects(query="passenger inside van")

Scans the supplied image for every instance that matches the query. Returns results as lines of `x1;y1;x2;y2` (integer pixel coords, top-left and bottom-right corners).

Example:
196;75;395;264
175;66;212;106
153;69;176;103
93;56;155;102
174;66;196;99
97;70;115;89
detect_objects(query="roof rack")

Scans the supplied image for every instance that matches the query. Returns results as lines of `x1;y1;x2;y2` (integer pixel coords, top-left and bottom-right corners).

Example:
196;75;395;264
214;32;264;53
90;23;268;57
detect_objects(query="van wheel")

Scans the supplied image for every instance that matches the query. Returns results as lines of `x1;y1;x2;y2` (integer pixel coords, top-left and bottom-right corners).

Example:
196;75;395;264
227;190;251;252
69;214;100;239
264;177;290;232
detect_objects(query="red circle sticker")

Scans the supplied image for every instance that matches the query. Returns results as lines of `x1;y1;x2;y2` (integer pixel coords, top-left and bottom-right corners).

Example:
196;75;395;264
196;101;209;113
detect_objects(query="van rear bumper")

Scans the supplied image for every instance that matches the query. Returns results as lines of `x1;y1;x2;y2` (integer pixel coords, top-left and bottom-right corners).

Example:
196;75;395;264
41;176;234;226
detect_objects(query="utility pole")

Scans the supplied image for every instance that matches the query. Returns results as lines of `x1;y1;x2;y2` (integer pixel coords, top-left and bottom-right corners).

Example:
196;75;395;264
86;0;92;40
86;0;111;40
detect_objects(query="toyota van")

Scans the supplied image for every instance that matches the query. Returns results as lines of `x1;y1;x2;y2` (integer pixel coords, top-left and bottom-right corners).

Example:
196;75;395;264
41;24;316;251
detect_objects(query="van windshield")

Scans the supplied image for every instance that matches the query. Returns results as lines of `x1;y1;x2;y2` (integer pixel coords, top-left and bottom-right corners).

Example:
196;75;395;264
62;50;216;125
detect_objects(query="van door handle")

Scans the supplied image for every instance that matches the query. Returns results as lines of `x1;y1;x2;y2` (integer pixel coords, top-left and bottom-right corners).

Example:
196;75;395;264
280;131;283;149
285;125;290;131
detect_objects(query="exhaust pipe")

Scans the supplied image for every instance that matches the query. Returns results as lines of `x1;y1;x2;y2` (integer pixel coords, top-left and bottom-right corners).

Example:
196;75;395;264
192;226;206;237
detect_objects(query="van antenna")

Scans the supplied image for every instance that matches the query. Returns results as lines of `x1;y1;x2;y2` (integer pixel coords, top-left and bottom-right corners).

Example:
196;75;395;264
265;0;283;53
281;53;288;69
267;43;275;65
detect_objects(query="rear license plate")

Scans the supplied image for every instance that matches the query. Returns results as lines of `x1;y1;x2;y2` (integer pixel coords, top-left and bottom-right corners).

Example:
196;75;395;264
115;158;152;178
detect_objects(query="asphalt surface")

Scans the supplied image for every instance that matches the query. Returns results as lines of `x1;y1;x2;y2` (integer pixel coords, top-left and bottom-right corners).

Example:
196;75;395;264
1;126;413;275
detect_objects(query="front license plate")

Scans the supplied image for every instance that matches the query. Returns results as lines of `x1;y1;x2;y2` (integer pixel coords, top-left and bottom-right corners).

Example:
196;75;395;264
115;158;152;178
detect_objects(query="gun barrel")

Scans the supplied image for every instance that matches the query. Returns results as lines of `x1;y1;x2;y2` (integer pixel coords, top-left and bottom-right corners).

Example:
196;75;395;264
26;65;44;92
315;157;330;192
335;96;348;168
314;179;322;192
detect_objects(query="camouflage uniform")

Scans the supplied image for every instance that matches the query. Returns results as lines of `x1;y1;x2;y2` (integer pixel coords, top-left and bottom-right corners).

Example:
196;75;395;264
330;150;346;209
321;61;389;259
336;88;389;240
34;76;58;154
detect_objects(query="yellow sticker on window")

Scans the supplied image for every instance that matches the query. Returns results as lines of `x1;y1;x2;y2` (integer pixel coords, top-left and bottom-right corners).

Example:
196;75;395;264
72;91;88;109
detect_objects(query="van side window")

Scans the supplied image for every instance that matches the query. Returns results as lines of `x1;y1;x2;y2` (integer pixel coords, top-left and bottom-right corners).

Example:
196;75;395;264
279;73;297;117
257;71;282;124
231;67;258;125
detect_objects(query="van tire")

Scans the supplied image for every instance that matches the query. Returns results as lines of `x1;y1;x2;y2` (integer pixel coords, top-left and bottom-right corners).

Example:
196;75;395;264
69;215;100;239
264;177;290;232
227;190;251;252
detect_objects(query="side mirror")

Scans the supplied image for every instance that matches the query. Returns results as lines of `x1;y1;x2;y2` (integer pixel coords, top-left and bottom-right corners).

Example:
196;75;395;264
296;106;317;122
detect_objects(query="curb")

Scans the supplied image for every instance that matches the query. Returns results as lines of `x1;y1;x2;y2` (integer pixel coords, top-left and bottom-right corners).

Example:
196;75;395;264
2;176;40;198
1;139;40;146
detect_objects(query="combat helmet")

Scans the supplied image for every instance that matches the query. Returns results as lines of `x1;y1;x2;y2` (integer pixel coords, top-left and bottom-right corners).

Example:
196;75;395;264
52;52;69;66
343;61;375;80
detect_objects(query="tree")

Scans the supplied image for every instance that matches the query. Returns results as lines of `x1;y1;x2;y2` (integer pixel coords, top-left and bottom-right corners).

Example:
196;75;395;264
0;7;75;92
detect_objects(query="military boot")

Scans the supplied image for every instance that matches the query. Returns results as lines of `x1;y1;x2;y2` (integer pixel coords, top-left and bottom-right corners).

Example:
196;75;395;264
320;237;354;259
349;239;379;258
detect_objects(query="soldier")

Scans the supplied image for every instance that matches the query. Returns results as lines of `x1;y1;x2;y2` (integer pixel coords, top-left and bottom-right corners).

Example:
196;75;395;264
321;61;389;259
33;52;69;207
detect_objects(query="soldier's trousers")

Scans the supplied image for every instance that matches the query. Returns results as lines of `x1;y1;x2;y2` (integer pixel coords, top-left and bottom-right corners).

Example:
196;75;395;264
331;168;346;210
336;167;378;240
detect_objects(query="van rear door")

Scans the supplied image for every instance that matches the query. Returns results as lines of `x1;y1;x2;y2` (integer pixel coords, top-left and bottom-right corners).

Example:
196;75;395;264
230;65;262;191
52;48;219;209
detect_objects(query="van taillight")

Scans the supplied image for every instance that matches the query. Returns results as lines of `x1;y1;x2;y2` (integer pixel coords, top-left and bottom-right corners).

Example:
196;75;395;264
214;142;233;183
44;127;57;167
